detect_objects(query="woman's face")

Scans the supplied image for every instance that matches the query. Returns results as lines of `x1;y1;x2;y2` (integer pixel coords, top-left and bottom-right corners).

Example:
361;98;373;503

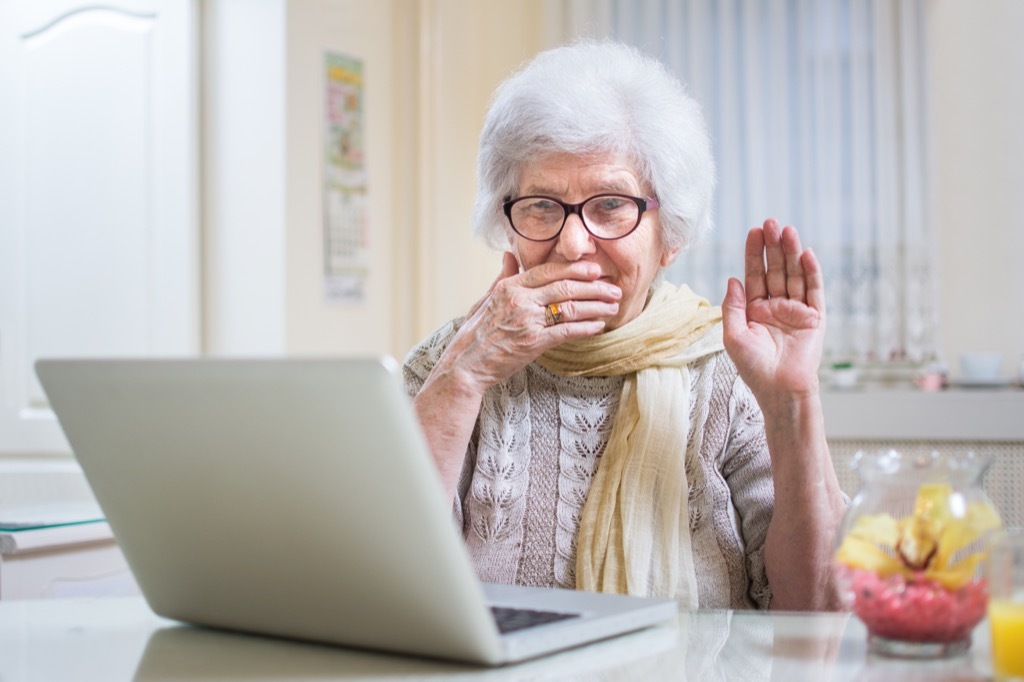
510;152;680;331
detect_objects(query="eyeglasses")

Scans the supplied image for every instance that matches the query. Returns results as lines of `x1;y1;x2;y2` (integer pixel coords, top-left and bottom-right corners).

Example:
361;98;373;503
502;194;660;242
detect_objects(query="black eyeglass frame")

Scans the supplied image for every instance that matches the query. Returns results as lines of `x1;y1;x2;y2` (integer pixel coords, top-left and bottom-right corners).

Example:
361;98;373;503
501;193;661;242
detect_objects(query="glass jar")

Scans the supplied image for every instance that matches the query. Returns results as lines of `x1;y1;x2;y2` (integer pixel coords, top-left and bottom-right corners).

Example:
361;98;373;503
833;449;1003;658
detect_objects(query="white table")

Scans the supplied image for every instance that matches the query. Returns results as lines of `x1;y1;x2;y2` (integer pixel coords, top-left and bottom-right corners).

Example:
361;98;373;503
0;596;996;681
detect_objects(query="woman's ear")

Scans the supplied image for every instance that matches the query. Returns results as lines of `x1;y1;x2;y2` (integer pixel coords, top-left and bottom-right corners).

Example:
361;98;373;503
660;245;682;268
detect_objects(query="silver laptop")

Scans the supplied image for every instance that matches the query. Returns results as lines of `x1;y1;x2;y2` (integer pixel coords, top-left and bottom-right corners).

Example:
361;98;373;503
35;357;677;666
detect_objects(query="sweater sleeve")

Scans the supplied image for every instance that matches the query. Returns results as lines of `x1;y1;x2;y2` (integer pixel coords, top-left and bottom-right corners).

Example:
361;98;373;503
401;319;459;398
720;372;775;609
402;319;478;532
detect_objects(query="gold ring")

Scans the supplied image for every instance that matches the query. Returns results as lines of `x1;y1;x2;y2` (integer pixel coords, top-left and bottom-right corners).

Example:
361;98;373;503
545;302;563;326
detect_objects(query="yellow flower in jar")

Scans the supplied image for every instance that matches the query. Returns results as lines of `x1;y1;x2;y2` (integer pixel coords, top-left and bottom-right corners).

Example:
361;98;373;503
835;483;1002;590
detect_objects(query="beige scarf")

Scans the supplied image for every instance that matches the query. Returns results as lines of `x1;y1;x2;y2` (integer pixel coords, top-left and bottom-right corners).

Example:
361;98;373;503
537;282;723;606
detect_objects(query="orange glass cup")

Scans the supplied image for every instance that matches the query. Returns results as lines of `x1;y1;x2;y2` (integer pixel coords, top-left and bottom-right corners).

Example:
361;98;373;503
988;529;1024;680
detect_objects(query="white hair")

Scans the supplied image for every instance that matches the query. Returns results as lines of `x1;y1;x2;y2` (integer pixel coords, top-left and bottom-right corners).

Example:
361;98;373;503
472;40;716;252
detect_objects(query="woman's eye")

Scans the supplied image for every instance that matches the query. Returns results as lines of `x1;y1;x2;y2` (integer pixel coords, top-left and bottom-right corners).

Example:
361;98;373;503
519;199;562;218
592;197;628;213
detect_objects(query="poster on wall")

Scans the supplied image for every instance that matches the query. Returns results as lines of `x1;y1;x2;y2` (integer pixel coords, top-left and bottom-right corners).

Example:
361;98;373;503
323;52;369;304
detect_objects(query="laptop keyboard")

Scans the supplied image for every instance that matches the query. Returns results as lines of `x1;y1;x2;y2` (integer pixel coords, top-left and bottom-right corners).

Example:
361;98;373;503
490;606;581;634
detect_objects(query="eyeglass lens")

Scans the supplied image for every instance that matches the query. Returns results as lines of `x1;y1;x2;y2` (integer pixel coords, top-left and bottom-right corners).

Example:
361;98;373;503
508;195;643;240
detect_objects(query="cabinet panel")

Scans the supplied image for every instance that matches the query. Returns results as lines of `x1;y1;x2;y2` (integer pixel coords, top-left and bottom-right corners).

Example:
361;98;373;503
0;1;198;453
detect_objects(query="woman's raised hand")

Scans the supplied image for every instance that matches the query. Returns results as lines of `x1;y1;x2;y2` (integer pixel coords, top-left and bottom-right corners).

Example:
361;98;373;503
721;218;826;402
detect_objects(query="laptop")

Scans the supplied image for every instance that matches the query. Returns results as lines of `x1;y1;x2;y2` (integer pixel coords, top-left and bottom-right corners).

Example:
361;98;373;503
35;357;677;666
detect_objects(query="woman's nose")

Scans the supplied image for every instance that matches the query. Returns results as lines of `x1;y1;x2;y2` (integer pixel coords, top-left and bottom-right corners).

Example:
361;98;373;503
555;213;597;261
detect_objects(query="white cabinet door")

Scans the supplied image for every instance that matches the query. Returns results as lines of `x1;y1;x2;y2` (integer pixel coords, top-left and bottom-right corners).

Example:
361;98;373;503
0;0;198;453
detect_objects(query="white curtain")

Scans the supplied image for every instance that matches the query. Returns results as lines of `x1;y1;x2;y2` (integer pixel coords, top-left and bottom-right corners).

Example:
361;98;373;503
554;0;938;364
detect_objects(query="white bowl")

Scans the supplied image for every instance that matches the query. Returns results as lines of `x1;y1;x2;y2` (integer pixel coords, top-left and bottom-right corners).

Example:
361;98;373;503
959;352;1003;381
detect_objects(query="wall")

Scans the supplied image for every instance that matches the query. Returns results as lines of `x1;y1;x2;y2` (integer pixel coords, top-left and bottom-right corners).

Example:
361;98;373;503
203;0;288;355
929;0;1024;375
282;0;403;357
204;0;410;360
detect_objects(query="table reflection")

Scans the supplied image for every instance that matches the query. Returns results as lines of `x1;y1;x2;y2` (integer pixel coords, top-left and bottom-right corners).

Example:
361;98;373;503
131;619;680;682
130;609;864;682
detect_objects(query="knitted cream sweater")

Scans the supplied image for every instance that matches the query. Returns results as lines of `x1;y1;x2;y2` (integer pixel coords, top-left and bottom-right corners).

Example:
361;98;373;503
404;320;774;609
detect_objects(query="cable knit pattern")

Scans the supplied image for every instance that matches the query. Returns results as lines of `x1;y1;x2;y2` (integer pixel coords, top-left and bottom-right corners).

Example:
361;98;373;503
404;319;774;609
553;374;620;589
468;368;531;583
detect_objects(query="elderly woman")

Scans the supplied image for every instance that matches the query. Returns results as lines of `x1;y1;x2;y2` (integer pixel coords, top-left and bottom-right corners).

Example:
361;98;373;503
404;41;845;610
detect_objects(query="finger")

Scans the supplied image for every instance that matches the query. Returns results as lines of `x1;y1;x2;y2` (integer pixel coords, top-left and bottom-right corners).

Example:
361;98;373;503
762;218;787;299
721;277;748;339
501;251;521;279
545;298;620;325
744;226;768;303
801;248;827;316
546;318;607;340
467;252;519;319
518;260;603;289
780;225;806;302
539;276;623;313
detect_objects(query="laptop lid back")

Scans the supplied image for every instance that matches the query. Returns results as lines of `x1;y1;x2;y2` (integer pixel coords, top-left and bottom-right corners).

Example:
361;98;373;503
35;357;504;663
